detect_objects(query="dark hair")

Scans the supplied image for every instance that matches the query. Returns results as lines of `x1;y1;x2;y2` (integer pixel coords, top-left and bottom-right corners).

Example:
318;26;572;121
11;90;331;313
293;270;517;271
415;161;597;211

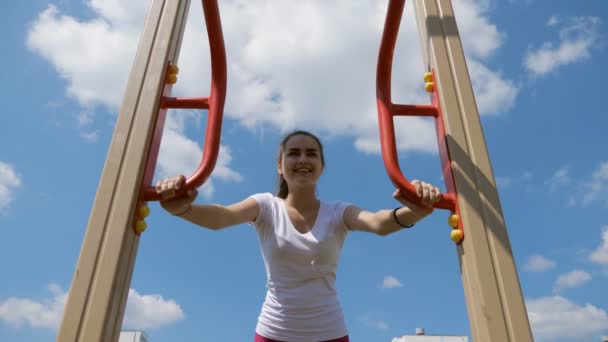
276;130;325;199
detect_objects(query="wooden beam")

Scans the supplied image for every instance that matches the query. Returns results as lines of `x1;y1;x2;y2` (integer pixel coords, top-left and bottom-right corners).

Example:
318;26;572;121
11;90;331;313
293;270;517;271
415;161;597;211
57;1;190;341
412;1;533;341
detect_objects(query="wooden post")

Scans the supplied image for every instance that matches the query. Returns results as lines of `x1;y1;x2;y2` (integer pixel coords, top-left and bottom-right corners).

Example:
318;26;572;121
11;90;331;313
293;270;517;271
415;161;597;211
57;1;190;341
412;0;533;341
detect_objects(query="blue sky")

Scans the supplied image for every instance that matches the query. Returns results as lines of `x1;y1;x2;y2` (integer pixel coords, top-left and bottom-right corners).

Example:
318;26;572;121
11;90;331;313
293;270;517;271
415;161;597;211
1;1;608;341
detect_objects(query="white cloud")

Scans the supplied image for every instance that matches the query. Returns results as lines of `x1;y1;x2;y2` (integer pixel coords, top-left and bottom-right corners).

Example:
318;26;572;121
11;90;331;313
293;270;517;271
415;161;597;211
523;255;555;272
547;16;560;27
468;60;519;115
0;284;65;329
360;314;390;331
354;117;438;155
28;0;517;156
495;176;513;188
546;167;570;192
156;111;243;199
452;0;503;60
566;197;577;208
590;227;608;265
569;161;608;207
0;161;22;212
381;276;403;289
122;288;185;330
524;16;601;76
553;270;591;293
0;284;184;331
87;0;150;27
449;0;519;116
527;296;608;341
582;161;608;207
495;171;534;191
26;4;144;108
77;110;94;127
80;131;100;143
77;111;100;142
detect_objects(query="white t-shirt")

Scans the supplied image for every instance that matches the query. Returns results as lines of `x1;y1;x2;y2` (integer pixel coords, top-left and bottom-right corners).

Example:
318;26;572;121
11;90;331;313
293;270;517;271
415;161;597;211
250;193;352;342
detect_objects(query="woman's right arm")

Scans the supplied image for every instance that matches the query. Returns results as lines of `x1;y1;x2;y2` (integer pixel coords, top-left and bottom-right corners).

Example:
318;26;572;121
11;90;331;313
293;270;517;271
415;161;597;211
178;199;259;230
156;175;259;231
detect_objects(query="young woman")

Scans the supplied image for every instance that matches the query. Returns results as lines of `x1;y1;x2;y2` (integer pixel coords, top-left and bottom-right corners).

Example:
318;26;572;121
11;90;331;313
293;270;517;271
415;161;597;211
156;130;442;342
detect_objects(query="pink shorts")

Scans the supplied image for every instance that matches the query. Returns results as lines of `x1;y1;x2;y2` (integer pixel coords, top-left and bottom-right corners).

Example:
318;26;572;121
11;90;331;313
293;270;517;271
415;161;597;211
254;332;350;342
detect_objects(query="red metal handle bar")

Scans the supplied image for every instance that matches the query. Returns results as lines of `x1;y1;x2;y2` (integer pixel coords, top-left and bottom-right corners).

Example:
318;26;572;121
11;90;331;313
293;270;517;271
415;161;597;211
376;0;455;211
143;0;227;201
392;104;437;117
161;96;210;109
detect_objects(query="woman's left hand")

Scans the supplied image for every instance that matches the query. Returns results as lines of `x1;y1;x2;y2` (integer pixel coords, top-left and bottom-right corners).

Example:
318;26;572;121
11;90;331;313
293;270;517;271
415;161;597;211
393;180;442;216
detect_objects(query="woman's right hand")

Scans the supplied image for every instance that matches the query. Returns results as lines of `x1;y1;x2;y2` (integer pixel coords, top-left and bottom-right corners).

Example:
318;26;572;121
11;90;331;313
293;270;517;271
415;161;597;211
155;175;198;215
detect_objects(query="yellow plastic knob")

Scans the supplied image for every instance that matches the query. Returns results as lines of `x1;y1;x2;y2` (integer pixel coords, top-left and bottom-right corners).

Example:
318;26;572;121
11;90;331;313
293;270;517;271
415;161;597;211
450;229;463;243
134;220;147;234
166;74;177;84
423;72;433;83
139;205;150;218
168;64;179;75
425;82;435;93
448;214;459;228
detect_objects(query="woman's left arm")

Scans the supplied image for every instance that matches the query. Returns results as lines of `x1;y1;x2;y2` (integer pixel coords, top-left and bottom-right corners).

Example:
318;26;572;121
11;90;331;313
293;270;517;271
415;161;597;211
343;180;442;236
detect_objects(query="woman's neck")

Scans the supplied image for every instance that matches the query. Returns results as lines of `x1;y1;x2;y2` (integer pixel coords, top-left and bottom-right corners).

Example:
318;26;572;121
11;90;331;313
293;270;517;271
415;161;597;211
284;187;318;210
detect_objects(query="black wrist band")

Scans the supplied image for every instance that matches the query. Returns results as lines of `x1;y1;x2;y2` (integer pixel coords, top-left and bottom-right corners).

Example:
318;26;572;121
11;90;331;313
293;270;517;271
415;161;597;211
393;207;414;228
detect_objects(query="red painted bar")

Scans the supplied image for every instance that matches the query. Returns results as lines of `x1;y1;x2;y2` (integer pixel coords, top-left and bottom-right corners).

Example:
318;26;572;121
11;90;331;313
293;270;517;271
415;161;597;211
143;0;226;201
376;0;455;211
161;97;210;109
392;104;437;117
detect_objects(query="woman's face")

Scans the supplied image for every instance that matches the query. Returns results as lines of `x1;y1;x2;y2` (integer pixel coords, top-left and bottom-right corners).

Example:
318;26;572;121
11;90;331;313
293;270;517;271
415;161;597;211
278;134;324;189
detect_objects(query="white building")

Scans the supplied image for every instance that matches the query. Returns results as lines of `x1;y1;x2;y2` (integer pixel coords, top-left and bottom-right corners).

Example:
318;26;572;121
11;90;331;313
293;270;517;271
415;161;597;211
392;328;468;342
119;330;148;342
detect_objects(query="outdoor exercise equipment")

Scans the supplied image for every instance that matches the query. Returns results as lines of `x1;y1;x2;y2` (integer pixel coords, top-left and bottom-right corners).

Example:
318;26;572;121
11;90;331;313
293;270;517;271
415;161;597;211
58;1;533;341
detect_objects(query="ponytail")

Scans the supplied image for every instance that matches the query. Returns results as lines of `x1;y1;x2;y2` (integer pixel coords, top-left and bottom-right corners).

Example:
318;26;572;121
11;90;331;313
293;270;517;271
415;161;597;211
277;174;289;199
